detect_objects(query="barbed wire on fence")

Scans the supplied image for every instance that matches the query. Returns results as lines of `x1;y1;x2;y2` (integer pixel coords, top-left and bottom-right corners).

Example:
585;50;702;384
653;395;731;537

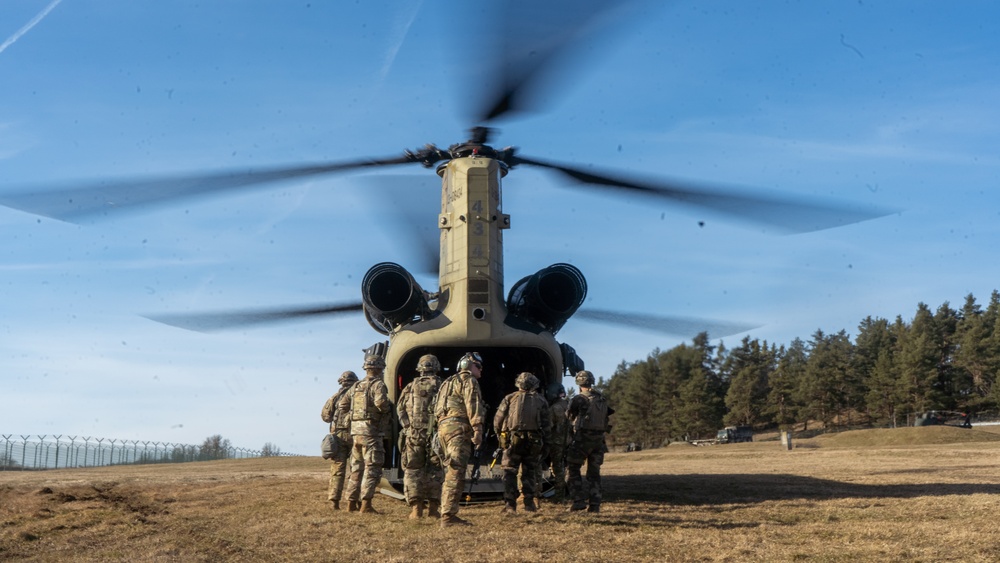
1;434;300;471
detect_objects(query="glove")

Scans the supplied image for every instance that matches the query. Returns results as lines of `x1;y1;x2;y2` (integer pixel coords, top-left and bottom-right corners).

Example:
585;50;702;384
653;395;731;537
472;426;484;447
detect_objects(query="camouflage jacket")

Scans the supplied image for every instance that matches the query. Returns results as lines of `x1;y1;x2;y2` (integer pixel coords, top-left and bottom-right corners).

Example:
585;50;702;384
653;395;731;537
349;375;391;437
321;382;357;433
397;374;441;431
567;388;611;434
548;396;570;447
494;390;551;444
434;370;486;428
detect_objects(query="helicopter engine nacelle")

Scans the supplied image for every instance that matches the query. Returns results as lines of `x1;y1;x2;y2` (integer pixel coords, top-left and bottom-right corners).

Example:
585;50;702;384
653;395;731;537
506;263;587;334
362;262;430;334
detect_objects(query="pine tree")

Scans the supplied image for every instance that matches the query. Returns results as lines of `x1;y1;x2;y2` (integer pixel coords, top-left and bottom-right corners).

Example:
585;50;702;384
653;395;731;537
767;338;807;428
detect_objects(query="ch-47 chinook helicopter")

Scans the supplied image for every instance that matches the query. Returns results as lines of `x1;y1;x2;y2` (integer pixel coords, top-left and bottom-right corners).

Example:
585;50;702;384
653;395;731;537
0;1;892;499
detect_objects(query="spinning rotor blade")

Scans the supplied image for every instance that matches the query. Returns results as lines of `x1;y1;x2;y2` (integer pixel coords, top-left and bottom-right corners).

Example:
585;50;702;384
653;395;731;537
0;154;420;222
512;155;896;233
463;1;641;123
143;302;364;333
575;308;758;339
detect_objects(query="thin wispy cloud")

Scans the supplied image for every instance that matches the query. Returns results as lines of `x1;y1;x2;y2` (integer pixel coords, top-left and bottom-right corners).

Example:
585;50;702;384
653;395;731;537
0;0;62;55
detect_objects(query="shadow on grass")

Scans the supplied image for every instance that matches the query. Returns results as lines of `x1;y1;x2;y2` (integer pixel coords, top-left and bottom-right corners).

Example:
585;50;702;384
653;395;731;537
604;473;1000;505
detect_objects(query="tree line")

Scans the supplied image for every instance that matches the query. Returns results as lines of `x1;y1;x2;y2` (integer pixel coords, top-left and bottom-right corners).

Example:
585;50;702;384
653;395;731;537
600;290;1000;448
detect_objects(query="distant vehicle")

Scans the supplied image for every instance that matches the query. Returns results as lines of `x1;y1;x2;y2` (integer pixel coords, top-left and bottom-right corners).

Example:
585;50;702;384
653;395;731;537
716;426;753;444
914;411;973;429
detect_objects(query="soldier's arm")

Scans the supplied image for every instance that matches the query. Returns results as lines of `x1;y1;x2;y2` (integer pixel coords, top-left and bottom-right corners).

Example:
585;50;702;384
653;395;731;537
493;395;509;434
396;384;411;428
321;396;335;423
373;380;392;414
540;400;552;444
465;378;487;427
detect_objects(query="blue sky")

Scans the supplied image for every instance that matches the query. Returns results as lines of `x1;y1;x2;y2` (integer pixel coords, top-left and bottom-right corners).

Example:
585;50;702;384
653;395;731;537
2;1;998;455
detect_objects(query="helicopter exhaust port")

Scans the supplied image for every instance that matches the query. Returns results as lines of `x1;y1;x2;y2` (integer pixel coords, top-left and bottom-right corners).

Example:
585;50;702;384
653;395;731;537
506;263;587;335
361;262;431;334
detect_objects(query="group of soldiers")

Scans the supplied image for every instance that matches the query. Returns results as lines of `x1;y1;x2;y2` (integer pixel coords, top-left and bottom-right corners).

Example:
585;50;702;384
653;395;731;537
320;351;612;528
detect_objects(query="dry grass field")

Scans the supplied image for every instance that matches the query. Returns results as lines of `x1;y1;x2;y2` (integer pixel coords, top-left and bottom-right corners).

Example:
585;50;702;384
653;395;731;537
3;426;1000;562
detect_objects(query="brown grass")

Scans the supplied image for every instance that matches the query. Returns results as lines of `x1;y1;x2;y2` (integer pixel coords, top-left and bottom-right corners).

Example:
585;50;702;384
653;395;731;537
3;426;1000;562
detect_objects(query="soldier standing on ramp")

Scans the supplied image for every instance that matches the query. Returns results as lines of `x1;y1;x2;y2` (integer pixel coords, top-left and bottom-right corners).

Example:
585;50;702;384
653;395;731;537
345;354;392;514
494;372;551;514
396;354;444;519
434;352;487;527
320;370;359;510
566;370;613;513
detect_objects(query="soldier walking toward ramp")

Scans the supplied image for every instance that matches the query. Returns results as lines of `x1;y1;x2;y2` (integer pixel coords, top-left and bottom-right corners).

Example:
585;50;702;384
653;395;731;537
345;354;392;514
320;370;359;510
494;372;551;514
396;354;444;519
566;370;613;513
434;352;487;527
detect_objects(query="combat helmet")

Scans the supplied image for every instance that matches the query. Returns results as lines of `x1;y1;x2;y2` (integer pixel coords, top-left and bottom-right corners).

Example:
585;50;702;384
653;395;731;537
363;354;386;371
545;382;566;402
338;370;358;384
416;354;441;375
575;370;595;388
515;372;539;391
457;351;483;372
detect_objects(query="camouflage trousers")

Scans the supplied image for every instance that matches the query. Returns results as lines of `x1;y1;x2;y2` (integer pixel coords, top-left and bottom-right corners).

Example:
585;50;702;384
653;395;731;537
346;434;385;502
530;443;567;500
566;430;606;507
401;429;443;504
501;432;543;504
326;431;353;502
437;420;473;517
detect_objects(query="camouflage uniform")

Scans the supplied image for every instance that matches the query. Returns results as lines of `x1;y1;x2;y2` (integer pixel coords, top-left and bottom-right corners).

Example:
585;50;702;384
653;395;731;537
434;352;487;527
566;370;613;513
320;371;358;508
494;373;551;513
397;355;444;518
545;385;570;502
345;356;392;513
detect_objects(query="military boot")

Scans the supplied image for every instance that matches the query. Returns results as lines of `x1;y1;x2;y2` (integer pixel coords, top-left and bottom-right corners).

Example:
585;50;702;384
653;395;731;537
587;503;600;513
427;500;441;518
360;499;380;514
408;503;423;520
331;500;341;510
501;501;517;515
348;501;361;512
568;500;588;512
439;514;472;528
523;497;537;512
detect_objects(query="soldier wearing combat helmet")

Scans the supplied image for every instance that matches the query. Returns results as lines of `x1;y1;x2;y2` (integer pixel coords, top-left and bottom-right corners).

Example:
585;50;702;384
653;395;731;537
320;370;359;510
345;354;392;514
494;372;551;514
543;382;570;502
565;370;614;513
434;352;487;527
396;354;445;519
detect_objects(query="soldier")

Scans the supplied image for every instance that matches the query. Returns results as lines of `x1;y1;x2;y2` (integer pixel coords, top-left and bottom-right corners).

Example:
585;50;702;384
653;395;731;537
320;370;359;510
434;351;487;527
544;382;570;502
566;370;613;513
494;372;551;514
345;354;392;514
396;354;445;519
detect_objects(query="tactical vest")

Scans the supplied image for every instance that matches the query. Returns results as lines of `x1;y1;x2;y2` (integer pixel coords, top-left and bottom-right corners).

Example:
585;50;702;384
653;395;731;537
351;378;378;423
576;390;610;432
333;383;355;430
502;391;543;432
403;375;440;430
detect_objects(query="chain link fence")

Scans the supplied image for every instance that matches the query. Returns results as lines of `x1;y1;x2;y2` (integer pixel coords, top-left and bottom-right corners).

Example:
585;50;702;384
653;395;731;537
1;434;297;471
